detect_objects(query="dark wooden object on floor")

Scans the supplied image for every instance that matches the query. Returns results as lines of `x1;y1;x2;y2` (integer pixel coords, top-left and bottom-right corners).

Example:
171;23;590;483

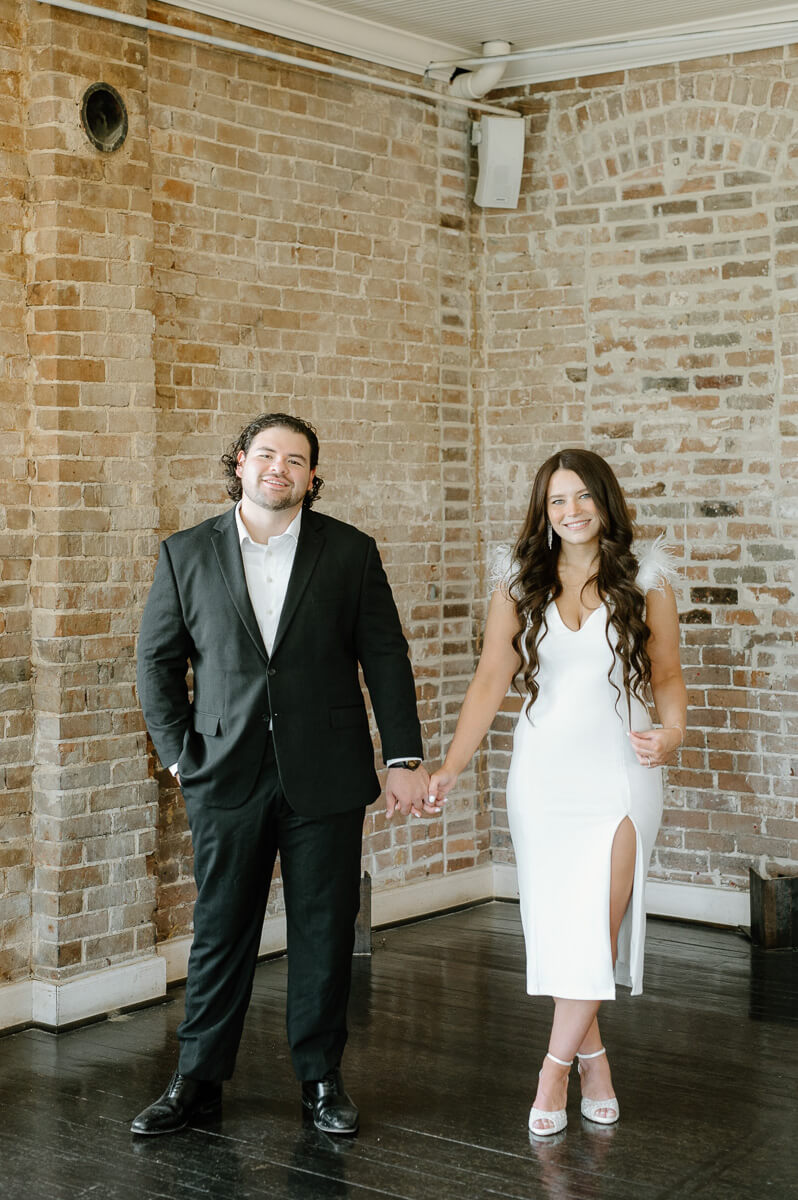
1;902;796;1200
353;871;372;956
749;866;798;949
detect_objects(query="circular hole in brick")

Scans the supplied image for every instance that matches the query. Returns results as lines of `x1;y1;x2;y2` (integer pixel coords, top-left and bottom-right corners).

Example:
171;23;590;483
80;82;128;153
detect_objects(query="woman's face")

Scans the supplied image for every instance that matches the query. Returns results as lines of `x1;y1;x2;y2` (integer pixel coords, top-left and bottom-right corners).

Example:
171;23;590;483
546;468;602;549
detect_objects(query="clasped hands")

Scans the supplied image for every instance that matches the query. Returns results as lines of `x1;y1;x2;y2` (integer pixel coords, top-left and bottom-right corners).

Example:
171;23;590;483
385;764;443;820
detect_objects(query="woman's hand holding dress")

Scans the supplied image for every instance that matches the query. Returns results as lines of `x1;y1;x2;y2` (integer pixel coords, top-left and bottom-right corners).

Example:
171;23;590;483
628;725;683;768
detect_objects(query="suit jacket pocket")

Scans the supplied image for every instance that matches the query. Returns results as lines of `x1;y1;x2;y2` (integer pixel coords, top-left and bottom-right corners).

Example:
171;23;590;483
193;709;222;736
329;704;367;730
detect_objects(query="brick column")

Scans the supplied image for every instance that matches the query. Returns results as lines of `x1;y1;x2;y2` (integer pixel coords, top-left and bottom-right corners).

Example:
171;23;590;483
25;0;163;1018
0;0;34;1004
437;109;492;872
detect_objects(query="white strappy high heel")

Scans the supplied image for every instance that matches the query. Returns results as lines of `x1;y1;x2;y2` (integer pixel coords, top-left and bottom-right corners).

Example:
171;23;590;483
528;1052;572;1136
577;1047;619;1125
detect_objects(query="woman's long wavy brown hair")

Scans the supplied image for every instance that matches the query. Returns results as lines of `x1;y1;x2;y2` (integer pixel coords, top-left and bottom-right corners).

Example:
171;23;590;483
509;449;651;720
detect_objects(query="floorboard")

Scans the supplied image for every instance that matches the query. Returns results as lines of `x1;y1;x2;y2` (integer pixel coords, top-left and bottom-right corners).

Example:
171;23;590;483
1;903;796;1199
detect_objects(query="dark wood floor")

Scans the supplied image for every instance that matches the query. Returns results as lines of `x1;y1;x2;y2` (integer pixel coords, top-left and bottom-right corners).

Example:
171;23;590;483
1;902;796;1200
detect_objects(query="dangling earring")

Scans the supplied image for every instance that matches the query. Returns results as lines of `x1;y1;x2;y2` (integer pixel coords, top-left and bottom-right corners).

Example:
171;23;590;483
546;521;553;550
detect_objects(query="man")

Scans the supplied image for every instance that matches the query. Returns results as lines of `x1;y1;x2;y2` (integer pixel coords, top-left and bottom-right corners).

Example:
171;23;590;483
132;413;432;1137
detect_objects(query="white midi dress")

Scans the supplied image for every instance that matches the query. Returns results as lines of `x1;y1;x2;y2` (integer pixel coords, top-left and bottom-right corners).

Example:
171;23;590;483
501;542;675;1000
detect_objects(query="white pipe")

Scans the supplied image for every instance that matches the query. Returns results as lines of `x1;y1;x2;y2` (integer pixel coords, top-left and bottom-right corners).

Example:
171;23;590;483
34;0;521;118
449;39;510;101
428;19;798;71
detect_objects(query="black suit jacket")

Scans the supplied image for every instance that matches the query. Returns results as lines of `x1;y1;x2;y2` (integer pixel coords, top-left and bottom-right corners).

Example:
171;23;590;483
136;506;423;815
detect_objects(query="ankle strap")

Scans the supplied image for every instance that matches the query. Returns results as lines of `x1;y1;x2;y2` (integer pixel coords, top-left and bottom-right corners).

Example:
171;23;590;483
546;1052;573;1067
577;1047;606;1061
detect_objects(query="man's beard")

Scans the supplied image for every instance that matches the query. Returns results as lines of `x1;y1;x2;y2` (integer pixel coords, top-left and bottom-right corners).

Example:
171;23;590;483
244;480;301;511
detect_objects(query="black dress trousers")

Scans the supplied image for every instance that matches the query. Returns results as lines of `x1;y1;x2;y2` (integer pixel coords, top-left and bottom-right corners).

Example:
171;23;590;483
177;738;366;1083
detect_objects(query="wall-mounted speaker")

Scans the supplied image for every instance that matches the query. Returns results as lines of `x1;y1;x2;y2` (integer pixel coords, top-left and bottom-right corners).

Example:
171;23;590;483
473;116;525;209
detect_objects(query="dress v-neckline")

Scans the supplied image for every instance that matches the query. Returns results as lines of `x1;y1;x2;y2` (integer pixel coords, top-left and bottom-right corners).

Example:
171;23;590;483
551;599;604;633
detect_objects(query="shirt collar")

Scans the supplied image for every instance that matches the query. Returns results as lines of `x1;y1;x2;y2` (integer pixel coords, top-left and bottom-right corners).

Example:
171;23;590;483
235;502;303;549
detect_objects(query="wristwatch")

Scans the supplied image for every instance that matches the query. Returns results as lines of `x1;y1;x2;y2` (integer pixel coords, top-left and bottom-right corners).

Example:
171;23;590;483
389;758;423;771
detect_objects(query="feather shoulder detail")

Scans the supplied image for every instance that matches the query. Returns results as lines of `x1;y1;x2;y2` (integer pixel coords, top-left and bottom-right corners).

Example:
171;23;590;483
636;534;679;594
488;543;517;596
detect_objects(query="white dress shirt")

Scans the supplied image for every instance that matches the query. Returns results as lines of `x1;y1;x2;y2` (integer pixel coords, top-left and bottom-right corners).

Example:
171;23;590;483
235;501;301;655
169;503;415;772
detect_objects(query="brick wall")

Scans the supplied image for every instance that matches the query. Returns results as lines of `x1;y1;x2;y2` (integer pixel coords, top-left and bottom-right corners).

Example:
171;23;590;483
0;0;32;984
481;49;798;890
142;6;485;940
24;0;159;980
2;1;796;998
0;1;488;984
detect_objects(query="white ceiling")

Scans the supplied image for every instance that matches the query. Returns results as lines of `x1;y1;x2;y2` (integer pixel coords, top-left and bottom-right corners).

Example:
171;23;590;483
289;0;798;52
170;0;798;83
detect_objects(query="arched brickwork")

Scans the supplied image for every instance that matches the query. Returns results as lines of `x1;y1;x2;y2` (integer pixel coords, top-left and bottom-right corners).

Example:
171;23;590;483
481;58;798;891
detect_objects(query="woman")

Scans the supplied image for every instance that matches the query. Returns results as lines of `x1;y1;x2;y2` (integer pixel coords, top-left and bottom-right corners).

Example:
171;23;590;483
428;449;687;1136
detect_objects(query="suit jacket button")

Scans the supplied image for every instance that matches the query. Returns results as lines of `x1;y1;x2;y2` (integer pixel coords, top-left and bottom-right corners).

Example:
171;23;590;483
267;667;277;676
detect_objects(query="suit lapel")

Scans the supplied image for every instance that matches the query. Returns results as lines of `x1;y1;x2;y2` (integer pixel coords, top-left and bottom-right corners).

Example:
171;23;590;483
210;507;270;665
270;510;325;659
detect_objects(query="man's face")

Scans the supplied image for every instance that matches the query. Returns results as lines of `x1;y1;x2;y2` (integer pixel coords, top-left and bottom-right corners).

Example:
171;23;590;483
236;426;316;514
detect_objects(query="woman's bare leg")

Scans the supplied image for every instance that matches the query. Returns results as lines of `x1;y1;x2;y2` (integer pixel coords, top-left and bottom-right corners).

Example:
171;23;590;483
608;816;636;965
531;817;637;1130
529;998;600;1132
577;816;636;1116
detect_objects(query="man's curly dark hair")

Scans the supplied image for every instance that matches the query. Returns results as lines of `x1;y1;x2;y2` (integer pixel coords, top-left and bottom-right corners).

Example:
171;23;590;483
221;413;324;508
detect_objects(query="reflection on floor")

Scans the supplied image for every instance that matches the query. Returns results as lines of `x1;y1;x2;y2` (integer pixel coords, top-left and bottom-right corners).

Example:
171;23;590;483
1;901;796;1199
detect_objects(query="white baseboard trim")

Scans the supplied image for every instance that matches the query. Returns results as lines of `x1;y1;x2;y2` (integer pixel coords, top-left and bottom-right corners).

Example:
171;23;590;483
372;864;496;927
493;862;520;899
1;868;750;1031
155;934;193;984
0;956;167;1033
646;879;749;927
493;863;750;927
32;956;167;1028
0;979;33;1030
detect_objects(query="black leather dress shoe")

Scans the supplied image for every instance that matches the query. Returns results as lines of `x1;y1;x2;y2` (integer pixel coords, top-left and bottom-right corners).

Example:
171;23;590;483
301;1067;359;1134
130;1071;222;1136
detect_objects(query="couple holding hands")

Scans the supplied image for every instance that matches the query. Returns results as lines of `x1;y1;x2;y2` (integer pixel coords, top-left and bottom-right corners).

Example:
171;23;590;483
133;412;686;1140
